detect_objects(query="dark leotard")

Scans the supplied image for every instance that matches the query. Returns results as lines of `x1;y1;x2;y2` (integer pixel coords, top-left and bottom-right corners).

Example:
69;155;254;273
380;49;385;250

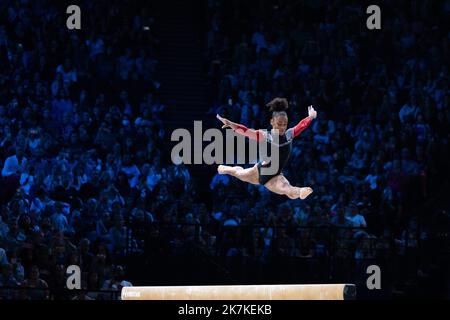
232;115;313;185
257;129;294;185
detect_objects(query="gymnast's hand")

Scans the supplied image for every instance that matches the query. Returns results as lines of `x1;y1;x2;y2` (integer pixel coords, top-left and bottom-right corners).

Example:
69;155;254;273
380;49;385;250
216;114;233;129
308;105;317;119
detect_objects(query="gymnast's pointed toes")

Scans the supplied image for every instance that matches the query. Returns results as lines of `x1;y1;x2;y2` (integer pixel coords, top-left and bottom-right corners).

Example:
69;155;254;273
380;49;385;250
300;187;313;199
217;165;226;174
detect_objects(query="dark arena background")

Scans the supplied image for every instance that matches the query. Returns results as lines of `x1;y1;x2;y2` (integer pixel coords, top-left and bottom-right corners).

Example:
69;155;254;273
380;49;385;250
0;0;449;304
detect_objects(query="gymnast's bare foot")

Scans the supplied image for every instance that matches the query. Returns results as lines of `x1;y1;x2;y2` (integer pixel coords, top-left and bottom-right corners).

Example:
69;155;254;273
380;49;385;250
299;187;313;199
218;165;228;174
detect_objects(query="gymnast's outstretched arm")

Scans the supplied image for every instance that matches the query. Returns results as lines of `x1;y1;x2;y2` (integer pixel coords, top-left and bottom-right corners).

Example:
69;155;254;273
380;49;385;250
216;114;266;142
290;105;317;138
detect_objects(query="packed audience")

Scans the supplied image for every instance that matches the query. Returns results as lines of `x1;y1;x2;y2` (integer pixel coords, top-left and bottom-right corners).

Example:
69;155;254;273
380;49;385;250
204;0;449;294
0;0;169;299
0;0;449;299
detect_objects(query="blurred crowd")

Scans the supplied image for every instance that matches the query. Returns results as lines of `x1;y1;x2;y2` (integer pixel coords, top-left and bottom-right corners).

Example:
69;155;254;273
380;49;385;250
204;0;449;290
0;0;449;299
0;0;170;299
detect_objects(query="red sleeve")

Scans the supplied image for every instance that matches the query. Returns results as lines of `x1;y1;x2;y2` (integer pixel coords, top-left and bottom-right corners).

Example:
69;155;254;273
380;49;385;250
234;124;265;142
291;116;313;138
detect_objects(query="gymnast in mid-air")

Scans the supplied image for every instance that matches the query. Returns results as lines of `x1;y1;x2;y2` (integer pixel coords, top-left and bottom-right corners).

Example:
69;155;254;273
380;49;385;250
216;98;317;200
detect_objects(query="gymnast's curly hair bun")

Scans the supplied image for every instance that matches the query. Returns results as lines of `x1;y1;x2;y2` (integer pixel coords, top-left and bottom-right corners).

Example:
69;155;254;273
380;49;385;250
266;97;289;112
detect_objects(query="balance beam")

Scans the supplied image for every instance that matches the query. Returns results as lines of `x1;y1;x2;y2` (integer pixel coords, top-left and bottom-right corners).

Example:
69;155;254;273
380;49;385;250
121;284;356;300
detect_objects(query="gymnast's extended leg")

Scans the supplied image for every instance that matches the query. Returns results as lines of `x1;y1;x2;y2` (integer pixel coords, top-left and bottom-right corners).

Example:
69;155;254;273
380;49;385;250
217;164;259;185
264;174;313;200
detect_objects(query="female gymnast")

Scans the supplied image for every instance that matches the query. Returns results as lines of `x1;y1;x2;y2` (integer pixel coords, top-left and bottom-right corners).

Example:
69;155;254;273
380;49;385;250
216;98;317;200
